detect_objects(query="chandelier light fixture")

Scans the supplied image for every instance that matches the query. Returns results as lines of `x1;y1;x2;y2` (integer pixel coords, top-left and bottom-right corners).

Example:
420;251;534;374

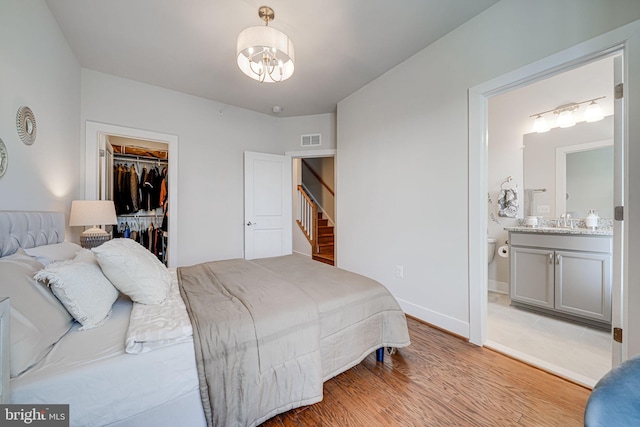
530;96;605;133
236;6;295;83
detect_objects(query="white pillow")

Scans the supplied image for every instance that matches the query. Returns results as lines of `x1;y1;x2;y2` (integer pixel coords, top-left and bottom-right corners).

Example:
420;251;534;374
0;249;73;377
35;249;119;330
25;241;82;265
92;238;170;304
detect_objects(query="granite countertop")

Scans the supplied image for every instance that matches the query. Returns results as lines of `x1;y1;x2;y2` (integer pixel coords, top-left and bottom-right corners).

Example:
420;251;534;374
504;225;613;236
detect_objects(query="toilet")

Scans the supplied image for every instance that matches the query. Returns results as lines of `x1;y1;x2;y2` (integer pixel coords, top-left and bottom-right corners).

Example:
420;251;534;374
488;238;497;264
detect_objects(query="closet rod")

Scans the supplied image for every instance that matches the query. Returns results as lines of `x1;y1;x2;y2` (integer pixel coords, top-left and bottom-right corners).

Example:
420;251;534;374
117;213;164;218
114;153;168;164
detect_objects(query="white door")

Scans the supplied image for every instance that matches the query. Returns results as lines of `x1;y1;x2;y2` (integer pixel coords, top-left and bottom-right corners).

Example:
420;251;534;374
244;151;292;259
99;136;113;201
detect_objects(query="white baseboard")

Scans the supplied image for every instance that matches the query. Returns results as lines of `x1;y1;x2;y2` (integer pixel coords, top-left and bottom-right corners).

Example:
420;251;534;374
488;279;509;294
397;298;469;338
292;250;311;258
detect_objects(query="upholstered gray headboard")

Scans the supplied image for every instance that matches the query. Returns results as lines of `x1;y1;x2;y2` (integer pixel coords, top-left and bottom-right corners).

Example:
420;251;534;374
0;211;65;258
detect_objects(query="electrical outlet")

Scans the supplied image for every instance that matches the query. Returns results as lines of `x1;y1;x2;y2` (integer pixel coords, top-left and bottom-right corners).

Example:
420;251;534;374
395;265;404;279
537;205;550;214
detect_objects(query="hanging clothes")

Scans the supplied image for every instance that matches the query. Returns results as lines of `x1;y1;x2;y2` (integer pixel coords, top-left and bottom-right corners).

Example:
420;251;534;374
129;164;139;213
139;166;149;212
143;167;156;211
159;167;168;209
112;150;169;265
150;167;163;210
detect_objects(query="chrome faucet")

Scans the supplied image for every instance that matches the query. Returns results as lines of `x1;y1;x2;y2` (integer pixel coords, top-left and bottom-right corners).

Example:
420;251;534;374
560;213;572;228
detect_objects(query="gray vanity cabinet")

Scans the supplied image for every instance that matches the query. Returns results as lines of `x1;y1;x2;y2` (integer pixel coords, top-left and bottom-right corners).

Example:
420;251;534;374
510;246;555;309
554;250;611;322
509;232;612;326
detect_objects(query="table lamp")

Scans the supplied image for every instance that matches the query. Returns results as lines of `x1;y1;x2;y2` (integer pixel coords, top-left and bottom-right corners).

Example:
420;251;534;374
69;200;117;248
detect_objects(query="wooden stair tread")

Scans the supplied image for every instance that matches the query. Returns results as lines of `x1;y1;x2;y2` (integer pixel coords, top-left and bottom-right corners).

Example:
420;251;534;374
312;252;335;266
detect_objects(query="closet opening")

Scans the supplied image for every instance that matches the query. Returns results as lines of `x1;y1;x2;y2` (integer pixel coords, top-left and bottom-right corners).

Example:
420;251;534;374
101;135;170;265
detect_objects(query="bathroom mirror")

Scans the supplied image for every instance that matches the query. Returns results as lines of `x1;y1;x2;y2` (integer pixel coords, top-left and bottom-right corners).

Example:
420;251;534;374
523;116;613;218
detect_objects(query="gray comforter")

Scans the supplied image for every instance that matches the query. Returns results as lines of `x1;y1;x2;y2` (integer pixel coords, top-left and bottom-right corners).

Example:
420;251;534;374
178;254;410;427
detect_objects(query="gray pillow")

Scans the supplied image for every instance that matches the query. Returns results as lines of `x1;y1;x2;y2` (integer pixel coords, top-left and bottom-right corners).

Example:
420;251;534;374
24;241;82;266
0;249;73;377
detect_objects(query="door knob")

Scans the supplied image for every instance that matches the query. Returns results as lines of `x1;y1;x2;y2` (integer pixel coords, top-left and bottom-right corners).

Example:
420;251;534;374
246;221;254;226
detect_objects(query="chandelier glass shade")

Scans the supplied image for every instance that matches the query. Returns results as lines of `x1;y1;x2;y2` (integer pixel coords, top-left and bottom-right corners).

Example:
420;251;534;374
237;7;295;83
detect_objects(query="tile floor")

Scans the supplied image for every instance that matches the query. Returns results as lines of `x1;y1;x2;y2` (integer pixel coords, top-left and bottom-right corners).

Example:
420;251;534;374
487;291;611;388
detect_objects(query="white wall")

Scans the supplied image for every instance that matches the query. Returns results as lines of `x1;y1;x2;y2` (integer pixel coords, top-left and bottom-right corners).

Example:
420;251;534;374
487;58;614;287
279;114;336;152
281;115;336;257
81;70;334;266
303;157;335;221
336;0;640;337
0;0;81;236
81;70;281;266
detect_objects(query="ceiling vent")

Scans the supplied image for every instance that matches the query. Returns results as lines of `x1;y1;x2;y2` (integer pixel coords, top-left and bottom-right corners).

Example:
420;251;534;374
301;134;321;147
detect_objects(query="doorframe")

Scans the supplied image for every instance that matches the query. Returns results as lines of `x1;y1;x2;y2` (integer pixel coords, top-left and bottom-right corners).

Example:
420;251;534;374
286;149;337;260
468;23;636;364
84;121;179;267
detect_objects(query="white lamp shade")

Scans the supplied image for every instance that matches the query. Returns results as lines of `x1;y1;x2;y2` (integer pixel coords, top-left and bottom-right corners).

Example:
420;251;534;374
584;101;604;122
532;116;550;133
69;200;117;228
237;25;295;82
557;110;575;128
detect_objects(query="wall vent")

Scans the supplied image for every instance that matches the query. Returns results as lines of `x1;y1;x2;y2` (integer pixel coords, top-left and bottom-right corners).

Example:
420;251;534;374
301;134;321;147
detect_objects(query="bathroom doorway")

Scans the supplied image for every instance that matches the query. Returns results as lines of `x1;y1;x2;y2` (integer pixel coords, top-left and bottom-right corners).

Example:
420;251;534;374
484;55;618;388
467;26;632;388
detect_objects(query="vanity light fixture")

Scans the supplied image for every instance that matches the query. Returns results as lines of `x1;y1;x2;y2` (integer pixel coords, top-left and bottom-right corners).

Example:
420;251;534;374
236;6;295;83
530;96;605;133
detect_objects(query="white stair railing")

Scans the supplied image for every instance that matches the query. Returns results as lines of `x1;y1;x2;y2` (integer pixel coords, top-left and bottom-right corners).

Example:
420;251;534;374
296;185;317;252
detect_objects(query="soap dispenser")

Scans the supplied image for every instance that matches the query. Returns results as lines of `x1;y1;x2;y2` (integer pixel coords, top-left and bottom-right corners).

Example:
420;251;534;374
586;210;599;230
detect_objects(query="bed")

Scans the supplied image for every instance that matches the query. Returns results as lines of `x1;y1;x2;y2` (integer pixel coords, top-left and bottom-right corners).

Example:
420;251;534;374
0;211;410;427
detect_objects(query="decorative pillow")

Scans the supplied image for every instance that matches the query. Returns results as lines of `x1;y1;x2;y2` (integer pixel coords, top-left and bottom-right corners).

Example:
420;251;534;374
25;241;82;265
0;249;74;377
92;238;170;304
35;249;119;330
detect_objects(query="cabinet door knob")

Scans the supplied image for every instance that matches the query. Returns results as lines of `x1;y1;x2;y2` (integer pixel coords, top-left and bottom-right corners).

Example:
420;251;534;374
549;253;553;263
556;253;561;264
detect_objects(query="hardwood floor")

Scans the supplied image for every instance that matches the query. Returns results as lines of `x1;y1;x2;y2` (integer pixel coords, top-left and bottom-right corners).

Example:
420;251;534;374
261;316;590;426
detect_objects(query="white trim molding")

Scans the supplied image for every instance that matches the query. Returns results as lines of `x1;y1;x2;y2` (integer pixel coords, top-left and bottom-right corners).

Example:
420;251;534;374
85;121;179;267
468;21;639;349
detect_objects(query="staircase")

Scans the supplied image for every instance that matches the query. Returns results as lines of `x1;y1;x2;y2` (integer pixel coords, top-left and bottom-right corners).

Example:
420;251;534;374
313;212;334;266
296;185;335;266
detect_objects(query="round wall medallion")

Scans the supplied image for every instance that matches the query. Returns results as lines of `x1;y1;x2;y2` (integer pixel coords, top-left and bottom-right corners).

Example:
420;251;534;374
16;106;37;145
0;138;8;178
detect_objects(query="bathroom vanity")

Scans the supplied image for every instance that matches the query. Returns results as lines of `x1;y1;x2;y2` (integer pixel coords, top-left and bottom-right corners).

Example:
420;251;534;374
505;226;612;328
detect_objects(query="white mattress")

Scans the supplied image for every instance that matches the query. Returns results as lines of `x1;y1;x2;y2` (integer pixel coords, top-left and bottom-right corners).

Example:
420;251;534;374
10;296;202;427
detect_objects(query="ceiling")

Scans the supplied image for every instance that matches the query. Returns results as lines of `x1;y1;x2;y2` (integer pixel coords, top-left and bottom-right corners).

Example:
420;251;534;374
45;0;499;117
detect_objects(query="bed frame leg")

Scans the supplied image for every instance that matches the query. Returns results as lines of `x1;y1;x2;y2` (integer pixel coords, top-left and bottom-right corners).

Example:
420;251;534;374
376;347;384;363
